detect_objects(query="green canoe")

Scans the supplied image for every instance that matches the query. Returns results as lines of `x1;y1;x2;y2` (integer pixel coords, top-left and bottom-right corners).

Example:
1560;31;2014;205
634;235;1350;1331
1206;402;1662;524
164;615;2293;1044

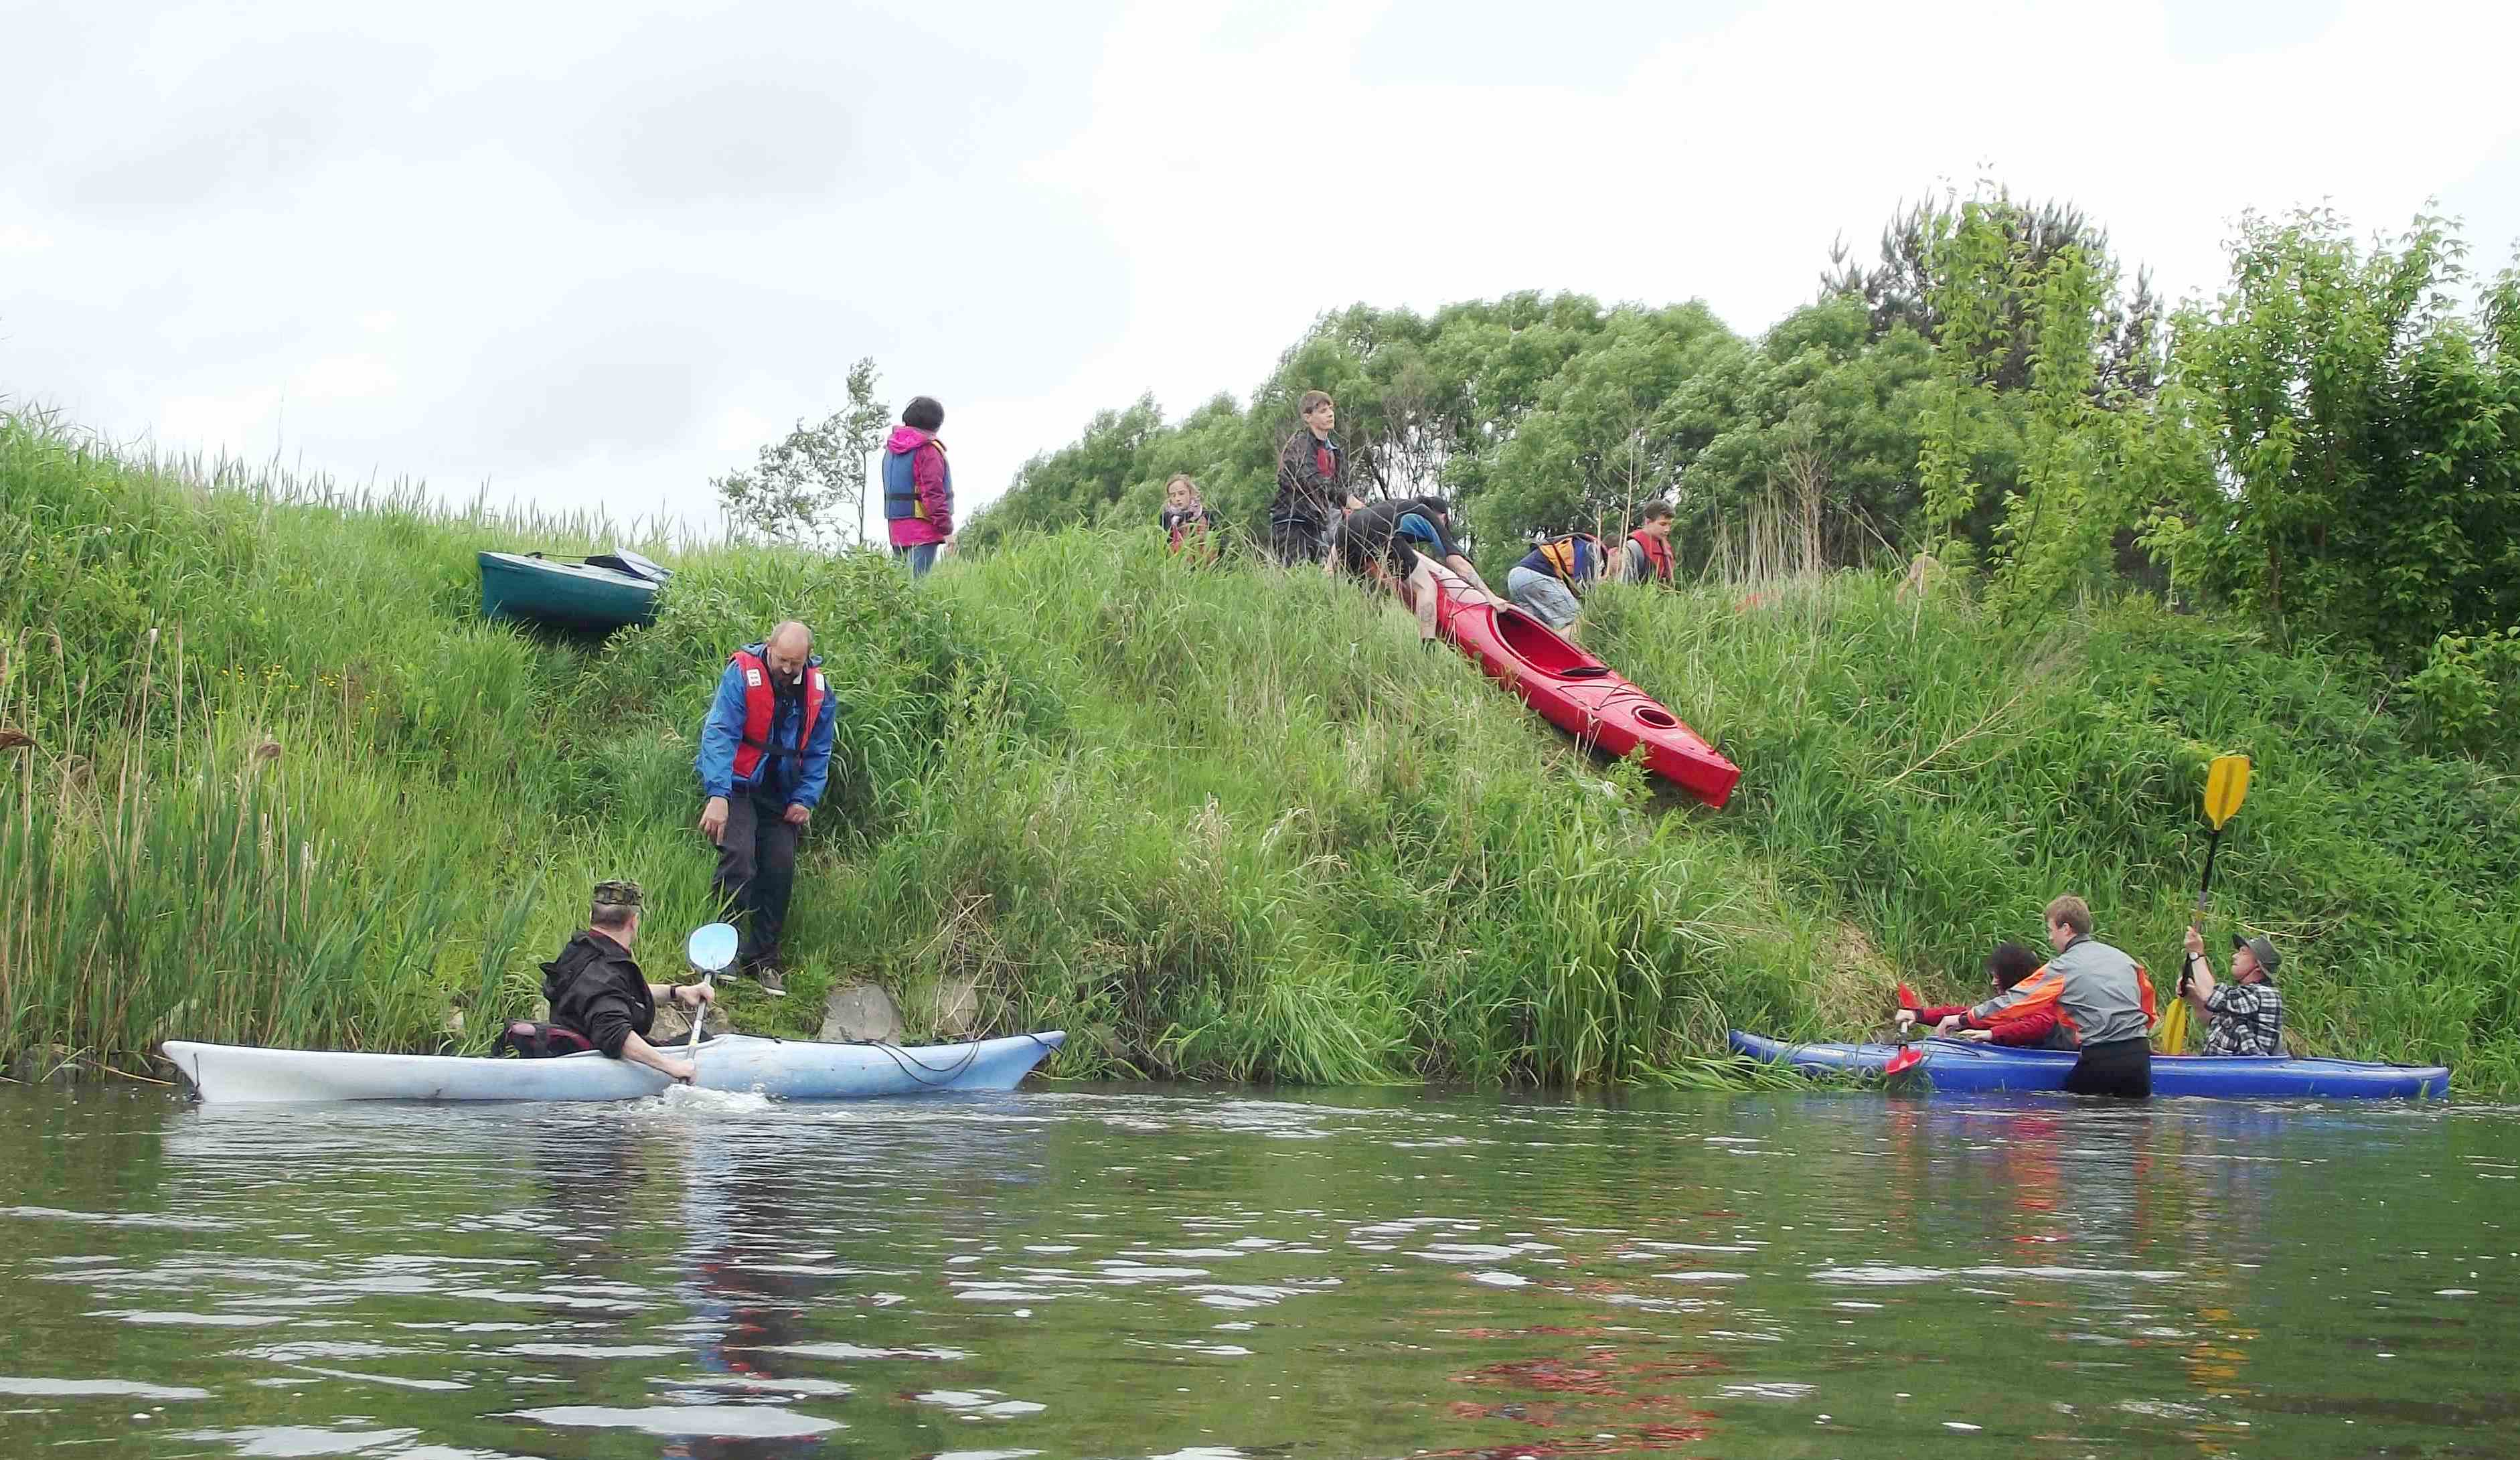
478;550;669;633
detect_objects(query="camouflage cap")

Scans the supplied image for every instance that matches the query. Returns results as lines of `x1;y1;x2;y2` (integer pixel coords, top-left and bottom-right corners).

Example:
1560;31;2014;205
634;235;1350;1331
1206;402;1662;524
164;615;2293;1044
592;878;644;909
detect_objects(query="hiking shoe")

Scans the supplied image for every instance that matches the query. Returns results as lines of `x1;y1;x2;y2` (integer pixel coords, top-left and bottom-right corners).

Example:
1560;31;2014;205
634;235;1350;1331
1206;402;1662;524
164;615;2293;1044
753;967;787;997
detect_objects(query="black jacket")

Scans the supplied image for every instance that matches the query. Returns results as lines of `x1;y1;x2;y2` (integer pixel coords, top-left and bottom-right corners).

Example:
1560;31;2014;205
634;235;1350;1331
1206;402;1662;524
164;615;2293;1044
1271;429;1346;525
542;929;654;1058
1334;497;1457;577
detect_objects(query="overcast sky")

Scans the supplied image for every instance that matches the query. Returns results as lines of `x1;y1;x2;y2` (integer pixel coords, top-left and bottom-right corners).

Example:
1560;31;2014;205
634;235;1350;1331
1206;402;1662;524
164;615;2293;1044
5;0;2516;539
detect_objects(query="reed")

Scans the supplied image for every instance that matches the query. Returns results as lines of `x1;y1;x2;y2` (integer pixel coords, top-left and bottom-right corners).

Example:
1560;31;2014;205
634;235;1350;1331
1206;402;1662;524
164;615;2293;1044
6;408;2513;1088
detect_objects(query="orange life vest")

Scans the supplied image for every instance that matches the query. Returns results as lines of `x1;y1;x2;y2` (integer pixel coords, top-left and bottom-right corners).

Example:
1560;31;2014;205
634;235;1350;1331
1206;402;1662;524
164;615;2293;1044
728;647;828;781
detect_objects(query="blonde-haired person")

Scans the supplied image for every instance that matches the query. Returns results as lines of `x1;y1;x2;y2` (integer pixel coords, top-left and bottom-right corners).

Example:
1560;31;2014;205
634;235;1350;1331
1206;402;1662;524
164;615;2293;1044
1159;475;1219;557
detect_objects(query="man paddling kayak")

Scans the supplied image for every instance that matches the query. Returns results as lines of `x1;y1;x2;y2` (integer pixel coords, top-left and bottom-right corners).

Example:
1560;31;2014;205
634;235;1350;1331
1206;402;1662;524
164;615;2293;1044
540;880;716;1082
1935;896;2158;1097
2181;926;2286;1056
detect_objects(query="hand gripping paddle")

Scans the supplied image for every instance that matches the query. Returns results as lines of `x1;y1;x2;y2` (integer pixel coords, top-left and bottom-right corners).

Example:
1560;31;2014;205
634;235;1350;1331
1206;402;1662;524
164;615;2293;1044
680;922;739;1074
2160;755;2252;1054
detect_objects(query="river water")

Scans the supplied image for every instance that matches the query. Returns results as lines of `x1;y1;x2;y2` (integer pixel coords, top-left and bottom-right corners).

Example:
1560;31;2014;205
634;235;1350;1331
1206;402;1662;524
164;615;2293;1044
2;1084;2512;1459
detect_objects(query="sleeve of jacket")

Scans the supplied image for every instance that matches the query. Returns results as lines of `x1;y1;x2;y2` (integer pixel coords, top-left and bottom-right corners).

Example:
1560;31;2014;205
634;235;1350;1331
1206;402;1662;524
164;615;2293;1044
791;679;840;810
1970;966;2062;1026
1986;1006;2059;1045
581;991;642;1059
915;444;953;535
695;662;746;800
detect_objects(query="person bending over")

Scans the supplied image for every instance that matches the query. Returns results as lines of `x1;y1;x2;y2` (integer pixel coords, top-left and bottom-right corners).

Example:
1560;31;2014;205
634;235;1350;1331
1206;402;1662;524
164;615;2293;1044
1938;896;2157;1097
1899;942;2067;1047
1508;532;1606;631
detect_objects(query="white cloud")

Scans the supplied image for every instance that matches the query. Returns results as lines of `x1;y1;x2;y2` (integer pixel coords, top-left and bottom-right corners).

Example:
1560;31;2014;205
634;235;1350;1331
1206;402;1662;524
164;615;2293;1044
3;0;2515;536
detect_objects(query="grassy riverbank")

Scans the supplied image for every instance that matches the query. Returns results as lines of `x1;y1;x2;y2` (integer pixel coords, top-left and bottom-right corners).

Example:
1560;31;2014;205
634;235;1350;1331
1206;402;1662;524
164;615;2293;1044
5;412;2515;1088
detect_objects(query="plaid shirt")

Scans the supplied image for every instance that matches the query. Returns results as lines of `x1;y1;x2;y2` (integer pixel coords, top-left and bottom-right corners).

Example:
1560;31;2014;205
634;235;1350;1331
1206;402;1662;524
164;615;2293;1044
2203;979;2284;1056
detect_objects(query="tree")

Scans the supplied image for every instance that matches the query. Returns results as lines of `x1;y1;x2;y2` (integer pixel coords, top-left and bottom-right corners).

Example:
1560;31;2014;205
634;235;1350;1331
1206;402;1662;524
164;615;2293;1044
714;357;891;549
2156;210;2520;663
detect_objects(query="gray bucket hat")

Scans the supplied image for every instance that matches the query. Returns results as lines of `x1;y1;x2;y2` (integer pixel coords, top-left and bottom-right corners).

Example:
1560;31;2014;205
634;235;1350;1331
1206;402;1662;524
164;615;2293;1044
2231;932;2280;981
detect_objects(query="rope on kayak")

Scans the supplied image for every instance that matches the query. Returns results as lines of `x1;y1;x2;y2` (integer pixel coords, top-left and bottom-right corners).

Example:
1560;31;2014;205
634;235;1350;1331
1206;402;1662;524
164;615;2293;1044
865;1038;984;1088
860;1032;1061;1088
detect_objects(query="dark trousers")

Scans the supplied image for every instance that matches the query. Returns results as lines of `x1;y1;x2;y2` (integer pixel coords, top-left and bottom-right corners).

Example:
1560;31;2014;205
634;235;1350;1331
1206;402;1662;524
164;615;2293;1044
1267;516;1324;567
2063;1036;2152;1099
713;792;799;970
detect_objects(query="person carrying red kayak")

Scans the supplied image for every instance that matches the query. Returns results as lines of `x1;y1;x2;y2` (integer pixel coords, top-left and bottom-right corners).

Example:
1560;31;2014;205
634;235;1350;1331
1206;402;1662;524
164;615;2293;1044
882;396;953;578
1614;502;1678;584
1895;943;2067;1047
1919;896;2157;1097
1507;532;1606;631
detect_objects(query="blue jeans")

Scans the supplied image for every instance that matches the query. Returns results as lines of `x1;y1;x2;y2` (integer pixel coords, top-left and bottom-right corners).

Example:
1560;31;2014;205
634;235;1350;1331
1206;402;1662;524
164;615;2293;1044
895;542;939;578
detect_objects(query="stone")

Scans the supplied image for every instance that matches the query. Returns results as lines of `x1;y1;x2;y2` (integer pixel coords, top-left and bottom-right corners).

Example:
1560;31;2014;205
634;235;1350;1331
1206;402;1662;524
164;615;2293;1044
819;984;904;1044
651;999;730;1044
933;975;981;1038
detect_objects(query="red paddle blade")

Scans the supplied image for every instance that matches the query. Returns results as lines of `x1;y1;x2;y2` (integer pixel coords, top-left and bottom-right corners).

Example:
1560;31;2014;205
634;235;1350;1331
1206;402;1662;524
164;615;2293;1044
1894;982;1921;1011
1883;1044;1927;1076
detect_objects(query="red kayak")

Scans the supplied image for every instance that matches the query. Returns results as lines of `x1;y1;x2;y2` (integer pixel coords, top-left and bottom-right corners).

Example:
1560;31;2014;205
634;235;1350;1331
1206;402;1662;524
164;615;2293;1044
1423;569;1741;808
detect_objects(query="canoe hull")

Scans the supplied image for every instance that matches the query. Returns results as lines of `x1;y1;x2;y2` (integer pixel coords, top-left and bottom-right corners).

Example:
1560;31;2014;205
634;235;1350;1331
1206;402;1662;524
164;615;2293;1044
479;551;660;633
161;1032;1065;1105
1426;574;1741;808
1729;1030;2449;1100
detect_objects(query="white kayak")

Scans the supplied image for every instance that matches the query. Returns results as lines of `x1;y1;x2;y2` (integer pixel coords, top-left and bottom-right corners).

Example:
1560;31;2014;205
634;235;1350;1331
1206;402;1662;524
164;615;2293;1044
161;1031;1065;1105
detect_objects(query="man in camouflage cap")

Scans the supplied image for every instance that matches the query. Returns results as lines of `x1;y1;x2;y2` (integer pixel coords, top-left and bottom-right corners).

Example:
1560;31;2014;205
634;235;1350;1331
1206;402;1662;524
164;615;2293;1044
540;878;718;1082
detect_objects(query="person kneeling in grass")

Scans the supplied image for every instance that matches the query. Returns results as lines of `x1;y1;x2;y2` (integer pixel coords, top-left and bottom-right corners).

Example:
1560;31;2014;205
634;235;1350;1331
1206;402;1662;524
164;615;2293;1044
1898;943;2069;1047
540;880;716;1082
1506;532;1606;632
1935;896;2158;1097
2180;924;2286;1056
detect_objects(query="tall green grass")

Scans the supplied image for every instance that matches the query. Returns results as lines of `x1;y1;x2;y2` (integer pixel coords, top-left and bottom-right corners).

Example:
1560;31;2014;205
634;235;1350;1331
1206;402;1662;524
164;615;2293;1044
5;408;2513;1088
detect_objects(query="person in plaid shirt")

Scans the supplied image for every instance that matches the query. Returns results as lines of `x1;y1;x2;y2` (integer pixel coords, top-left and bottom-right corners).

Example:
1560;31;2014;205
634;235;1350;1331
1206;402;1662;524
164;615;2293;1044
2179;925;2286;1056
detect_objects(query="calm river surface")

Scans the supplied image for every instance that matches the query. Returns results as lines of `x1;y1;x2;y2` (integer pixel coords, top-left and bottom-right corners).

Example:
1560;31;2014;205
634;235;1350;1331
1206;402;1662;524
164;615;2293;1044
2;1084;2513;1459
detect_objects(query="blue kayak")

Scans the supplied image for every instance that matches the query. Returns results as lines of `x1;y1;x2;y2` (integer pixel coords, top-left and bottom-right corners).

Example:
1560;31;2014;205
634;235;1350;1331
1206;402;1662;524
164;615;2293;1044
1729;1030;2449;1100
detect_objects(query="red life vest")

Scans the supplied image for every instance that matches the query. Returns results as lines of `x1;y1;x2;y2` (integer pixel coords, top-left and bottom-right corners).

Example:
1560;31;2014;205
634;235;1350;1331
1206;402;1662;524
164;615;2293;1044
728;648;828;781
1628;529;1674;584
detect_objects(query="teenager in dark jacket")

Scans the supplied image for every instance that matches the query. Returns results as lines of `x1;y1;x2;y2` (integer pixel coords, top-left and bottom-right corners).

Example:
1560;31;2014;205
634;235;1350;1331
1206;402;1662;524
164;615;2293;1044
542;880;716;1081
1269;391;1362;565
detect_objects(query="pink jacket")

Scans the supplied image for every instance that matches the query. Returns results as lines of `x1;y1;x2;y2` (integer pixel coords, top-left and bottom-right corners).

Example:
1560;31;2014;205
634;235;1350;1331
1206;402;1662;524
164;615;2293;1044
885;426;952;547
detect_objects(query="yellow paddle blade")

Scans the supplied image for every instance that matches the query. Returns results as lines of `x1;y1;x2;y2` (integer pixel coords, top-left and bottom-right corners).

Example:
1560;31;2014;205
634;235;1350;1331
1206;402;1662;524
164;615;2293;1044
2156;994;2192;1054
2203;754;2252;830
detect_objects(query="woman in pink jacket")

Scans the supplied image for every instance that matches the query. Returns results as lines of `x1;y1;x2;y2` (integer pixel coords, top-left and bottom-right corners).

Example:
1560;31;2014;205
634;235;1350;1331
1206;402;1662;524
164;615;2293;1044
882;396;953;577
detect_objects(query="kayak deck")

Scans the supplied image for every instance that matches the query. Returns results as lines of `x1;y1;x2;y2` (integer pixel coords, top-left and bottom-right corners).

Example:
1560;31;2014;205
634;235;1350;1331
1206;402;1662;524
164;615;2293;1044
1425;570;1741;807
162;1031;1065;1105
1729;1030;2448;1100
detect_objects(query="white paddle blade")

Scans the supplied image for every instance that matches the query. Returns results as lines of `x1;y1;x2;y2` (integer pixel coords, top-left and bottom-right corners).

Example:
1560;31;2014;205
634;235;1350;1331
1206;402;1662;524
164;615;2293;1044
687;922;738;973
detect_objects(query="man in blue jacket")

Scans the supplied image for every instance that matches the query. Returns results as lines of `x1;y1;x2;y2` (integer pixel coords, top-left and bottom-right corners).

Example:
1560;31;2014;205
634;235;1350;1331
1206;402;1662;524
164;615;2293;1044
695;621;836;994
